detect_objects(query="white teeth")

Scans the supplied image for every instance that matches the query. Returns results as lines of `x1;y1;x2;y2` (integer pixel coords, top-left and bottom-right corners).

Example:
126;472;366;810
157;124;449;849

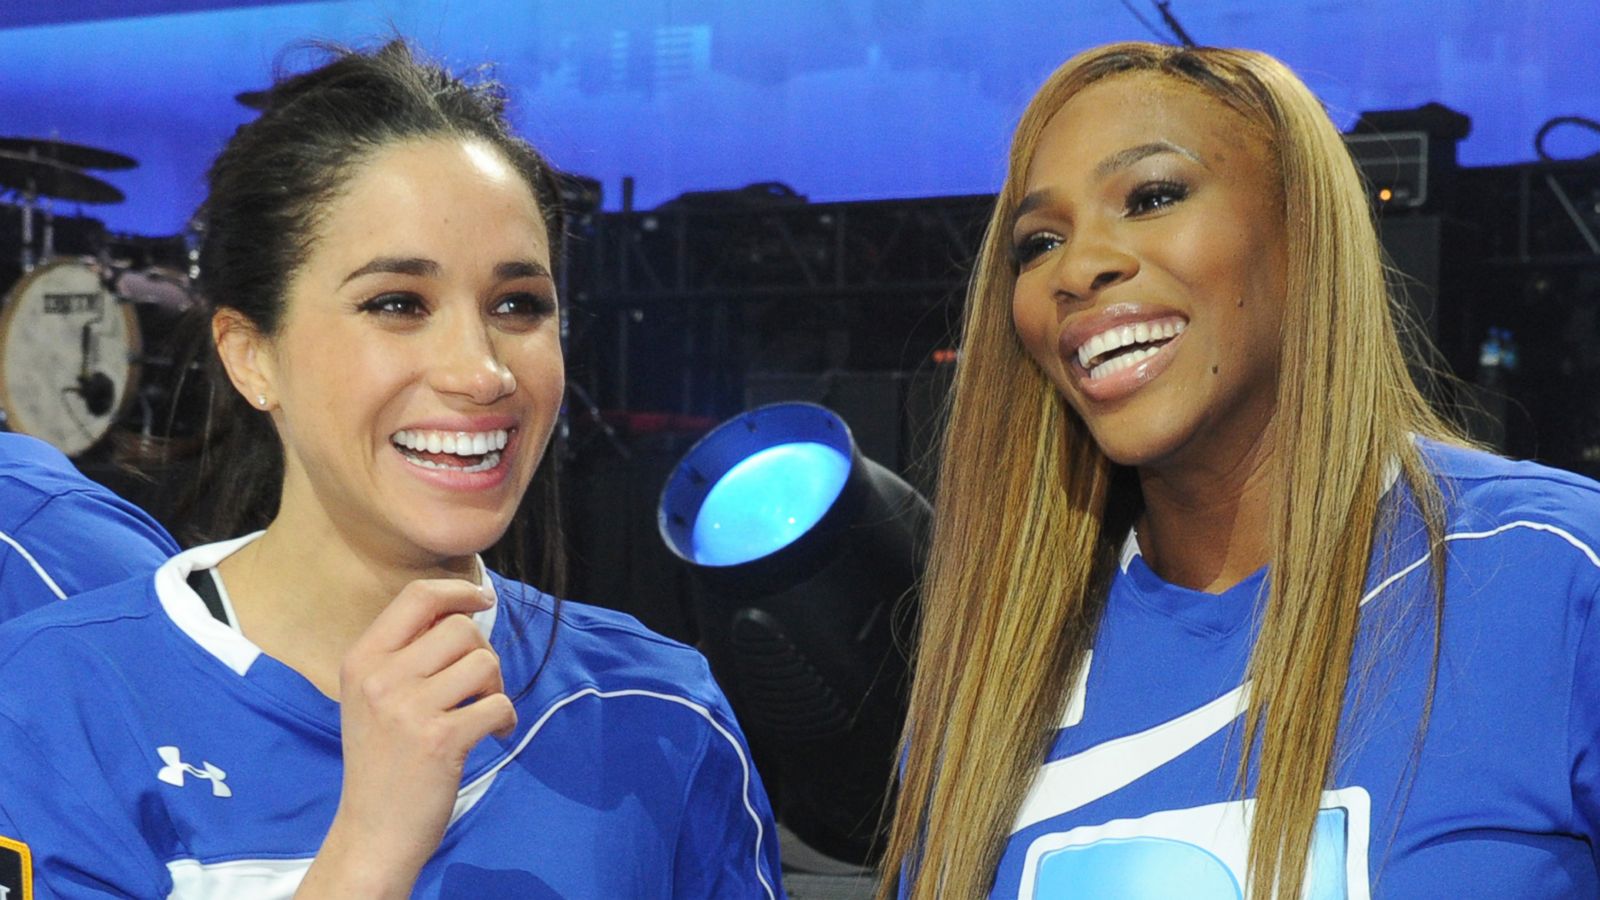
1088;344;1162;380
1074;316;1188;370
1078;333;1105;369
400;450;503;473
391;428;511;458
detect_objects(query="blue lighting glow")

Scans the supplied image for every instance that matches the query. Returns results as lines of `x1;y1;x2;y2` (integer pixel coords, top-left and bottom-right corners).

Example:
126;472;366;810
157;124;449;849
0;2;1592;233
691;441;850;566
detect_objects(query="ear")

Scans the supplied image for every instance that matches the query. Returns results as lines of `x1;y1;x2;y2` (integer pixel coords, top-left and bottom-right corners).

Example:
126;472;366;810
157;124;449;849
212;308;278;411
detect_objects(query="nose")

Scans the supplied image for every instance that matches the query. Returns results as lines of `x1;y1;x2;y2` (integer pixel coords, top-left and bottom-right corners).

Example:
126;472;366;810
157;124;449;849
1050;228;1138;303
430;314;516;404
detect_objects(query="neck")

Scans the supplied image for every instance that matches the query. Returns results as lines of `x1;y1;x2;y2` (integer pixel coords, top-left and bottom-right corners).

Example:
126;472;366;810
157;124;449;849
1134;428;1277;594
217;499;478;698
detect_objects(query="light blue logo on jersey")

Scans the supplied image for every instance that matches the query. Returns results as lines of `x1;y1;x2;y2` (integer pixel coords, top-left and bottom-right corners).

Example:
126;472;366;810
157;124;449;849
1030;806;1350;899
1017;789;1369;899
1034;837;1242;897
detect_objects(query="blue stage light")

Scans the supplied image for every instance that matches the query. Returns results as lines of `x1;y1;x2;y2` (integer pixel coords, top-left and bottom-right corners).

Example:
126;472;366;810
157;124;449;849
691;442;851;566
659;402;930;864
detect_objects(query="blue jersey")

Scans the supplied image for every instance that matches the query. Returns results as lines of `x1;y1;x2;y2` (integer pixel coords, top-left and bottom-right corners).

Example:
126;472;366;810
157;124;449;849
0;535;783;898
0;432;179;621
991;443;1600;898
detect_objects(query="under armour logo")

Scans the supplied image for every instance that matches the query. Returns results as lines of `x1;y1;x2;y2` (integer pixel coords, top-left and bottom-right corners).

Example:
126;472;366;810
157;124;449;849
156;745;232;798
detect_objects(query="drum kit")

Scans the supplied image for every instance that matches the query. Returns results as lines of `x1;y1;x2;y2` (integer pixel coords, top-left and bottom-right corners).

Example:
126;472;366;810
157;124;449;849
0;136;202;457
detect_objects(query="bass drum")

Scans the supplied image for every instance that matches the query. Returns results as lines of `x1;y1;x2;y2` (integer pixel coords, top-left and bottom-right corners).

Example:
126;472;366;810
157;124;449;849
0;257;195;457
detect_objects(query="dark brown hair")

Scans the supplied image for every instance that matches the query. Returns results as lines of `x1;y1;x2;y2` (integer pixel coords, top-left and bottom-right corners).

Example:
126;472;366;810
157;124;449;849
183;38;568;594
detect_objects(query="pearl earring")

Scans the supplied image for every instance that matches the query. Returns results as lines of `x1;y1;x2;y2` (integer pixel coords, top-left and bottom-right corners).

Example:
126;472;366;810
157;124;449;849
257;394;268;408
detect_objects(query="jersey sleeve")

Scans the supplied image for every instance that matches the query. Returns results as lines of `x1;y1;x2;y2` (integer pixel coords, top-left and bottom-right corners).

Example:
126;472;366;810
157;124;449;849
0;555;61;624
0;487;178;621
34;489;180;590
671;662;785;899
0;707;170;899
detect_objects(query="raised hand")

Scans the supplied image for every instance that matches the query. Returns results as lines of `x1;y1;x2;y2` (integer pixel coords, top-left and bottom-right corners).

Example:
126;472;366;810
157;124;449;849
296;579;515;898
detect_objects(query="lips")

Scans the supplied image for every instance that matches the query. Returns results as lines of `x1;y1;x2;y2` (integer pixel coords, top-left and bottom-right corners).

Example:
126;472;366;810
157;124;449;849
1058;307;1189;401
391;426;515;478
1075;316;1187;380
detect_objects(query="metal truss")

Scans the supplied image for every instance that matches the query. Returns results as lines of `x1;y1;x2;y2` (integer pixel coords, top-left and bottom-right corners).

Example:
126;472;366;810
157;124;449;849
571;194;994;306
1458;161;1600;267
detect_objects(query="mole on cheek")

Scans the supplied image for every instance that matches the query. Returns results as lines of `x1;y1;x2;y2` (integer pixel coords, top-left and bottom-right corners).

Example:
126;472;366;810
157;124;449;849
1212;365;1220;375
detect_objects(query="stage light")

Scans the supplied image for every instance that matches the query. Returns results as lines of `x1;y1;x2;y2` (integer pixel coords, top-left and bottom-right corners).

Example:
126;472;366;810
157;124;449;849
690;441;851;566
659;401;930;865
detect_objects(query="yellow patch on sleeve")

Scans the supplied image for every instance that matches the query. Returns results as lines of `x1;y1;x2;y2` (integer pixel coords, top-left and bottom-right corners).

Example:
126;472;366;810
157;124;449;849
0;834;31;900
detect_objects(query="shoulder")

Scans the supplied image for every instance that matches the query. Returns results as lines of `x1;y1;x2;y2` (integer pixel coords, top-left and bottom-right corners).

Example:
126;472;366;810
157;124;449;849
0;432;77;477
488;573;724;703
0;435;79;533
1420;440;1600;559
0;433;111;517
0;435;178;606
0;574;164;673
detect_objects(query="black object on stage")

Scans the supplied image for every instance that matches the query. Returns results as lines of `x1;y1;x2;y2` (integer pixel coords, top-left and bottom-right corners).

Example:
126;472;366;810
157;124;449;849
658;402;928;865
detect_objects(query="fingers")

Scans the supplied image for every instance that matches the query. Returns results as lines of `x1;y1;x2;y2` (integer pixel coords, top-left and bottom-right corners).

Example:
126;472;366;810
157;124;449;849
453;689;519;743
355;579;491;657
393;611;492;680
340;578;514;751
418;646;506;714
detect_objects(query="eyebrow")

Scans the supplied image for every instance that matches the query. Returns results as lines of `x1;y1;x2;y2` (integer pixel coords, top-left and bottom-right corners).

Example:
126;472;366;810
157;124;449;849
494;260;553;281
1013;140;1205;220
341;256;439;285
1095;140;1201;178
341;256;551;285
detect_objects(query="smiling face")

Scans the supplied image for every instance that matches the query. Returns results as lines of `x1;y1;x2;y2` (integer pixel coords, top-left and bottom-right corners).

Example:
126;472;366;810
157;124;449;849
237;137;563;567
1010;72;1288;473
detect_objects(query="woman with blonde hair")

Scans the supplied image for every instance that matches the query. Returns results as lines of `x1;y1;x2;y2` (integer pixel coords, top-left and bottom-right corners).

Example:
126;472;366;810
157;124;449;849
881;42;1600;898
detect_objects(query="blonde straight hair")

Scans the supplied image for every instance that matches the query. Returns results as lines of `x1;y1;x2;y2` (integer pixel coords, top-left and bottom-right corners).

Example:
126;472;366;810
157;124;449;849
880;42;1460;898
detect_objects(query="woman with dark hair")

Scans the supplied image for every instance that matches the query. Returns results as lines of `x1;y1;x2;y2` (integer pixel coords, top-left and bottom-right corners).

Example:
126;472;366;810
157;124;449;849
880;42;1600;898
0;40;780;899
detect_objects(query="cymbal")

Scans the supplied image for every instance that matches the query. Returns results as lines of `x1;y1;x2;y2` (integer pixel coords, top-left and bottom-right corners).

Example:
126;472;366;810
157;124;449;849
0;152;124;203
0;137;136;171
235;89;271;110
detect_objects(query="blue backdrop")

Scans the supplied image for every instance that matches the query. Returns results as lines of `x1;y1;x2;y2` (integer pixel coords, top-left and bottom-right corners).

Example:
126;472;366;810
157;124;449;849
2;0;1596;235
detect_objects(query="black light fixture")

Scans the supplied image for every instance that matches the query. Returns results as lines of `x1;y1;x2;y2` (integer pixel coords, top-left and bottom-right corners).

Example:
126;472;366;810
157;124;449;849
658;401;929;864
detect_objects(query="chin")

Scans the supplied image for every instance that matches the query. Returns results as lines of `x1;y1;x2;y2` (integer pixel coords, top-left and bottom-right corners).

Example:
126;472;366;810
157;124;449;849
403;516;516;564
1083;416;1194;471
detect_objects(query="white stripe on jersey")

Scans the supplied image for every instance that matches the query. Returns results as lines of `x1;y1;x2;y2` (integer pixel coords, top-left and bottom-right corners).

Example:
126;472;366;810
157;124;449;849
0;527;68;600
159;687;777;900
167;855;310;899
453;686;779;900
1012;518;1600;835
150;539;771;898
